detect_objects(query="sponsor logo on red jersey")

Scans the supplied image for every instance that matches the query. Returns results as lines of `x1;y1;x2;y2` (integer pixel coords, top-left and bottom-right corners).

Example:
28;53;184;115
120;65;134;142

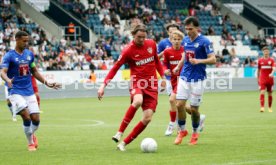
135;56;154;66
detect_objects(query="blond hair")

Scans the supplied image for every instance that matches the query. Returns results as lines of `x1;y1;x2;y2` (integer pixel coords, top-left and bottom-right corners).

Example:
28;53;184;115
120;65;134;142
172;30;184;39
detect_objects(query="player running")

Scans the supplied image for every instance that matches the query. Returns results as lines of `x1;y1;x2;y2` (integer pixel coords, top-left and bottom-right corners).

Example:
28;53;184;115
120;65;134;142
98;24;166;151
1;31;61;151
173;16;216;145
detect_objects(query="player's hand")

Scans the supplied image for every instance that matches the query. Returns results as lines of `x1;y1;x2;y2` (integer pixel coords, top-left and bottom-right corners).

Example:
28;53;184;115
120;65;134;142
160;79;166;92
189;58;200;65
98;84;105;100
172;67;179;75
269;73;274;78
164;69;171;76
46;82;61;89
7;78;14;88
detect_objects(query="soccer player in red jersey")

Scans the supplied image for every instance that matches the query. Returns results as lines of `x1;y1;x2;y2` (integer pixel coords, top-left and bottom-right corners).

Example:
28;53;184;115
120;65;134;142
258;46;275;112
97;24;166;151
162;30;184;135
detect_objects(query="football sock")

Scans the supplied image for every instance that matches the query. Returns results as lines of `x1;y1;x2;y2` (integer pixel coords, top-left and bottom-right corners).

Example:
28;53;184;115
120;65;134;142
269;95;272;108
192;120;200;133
260;94;265;108
178;120;186;131
118;105;137;133
124;121;147;144
170;110;176;122
191;113;200;133
31;121;40;133
23;120;33;144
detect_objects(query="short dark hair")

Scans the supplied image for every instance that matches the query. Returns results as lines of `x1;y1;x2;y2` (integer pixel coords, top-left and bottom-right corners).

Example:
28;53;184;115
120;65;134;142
184;16;200;27
15;31;29;39
131;24;147;35
165;23;180;31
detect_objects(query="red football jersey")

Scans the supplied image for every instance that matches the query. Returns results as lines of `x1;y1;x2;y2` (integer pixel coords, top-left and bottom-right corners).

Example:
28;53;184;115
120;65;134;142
104;39;164;90
163;46;184;90
258;57;275;83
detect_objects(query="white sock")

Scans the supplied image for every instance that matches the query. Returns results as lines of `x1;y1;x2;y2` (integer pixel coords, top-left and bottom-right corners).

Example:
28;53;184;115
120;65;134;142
23;126;33;144
31;123;39;133
169;121;175;125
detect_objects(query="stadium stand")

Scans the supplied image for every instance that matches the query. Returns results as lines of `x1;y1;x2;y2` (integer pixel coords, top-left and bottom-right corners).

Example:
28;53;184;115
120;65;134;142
0;0;275;70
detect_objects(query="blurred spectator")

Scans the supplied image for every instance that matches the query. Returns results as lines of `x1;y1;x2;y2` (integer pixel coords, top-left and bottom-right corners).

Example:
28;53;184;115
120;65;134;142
231;54;240;67
222;46;229;56
206;25;215;35
204;1;213;11
243;56;253;67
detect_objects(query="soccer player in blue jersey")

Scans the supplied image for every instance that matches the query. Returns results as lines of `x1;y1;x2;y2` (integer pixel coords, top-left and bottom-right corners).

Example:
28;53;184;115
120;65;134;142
0;31;61;151
173;17;216;145
158;23;206;136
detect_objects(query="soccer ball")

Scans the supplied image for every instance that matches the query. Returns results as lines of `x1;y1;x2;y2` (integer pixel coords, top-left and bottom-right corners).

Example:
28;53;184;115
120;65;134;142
140;138;157;153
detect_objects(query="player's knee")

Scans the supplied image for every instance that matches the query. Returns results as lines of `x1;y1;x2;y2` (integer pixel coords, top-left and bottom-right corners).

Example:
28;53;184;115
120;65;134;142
169;97;175;105
142;116;152;125
176;101;185;108
260;90;266;94
132;100;143;108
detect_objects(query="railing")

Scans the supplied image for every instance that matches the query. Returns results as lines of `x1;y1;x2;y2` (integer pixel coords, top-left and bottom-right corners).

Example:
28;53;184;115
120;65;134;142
220;0;243;3
263;27;276;37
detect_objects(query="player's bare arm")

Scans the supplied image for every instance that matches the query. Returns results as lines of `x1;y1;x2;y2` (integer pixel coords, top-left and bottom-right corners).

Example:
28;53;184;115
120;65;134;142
173;52;185;74
269;66;275;77
155;50;166;92
31;66;61;89
0;68;13;88
97;84;105;100
158;51;164;59
189;53;216;65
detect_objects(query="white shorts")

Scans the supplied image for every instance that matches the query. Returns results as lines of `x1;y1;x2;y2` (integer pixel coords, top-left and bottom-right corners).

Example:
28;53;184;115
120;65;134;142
166;79;172;95
9;94;40;115
4;86;10;99
176;78;205;106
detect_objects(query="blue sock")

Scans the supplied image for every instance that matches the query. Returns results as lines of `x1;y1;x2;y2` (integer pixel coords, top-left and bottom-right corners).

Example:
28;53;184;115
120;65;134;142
23;120;31;127
192;120;199;133
178;120;186;131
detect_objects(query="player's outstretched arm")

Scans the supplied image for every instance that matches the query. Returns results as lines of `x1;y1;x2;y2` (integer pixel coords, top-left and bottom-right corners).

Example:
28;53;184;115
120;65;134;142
0;68;13;88
97;84;105;100
31;67;61;89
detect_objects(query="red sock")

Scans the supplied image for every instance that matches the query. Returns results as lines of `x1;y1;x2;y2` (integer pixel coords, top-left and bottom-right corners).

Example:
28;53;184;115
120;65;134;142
124;121;147;144
260;94;265;107
269;95;273;108
118;105;137;133
36;95;40;107
170;111;176;122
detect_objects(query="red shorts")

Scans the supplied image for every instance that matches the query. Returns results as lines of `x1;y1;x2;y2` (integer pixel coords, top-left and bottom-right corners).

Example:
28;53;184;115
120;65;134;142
130;88;158;111
31;76;39;93
259;81;274;92
171;79;178;94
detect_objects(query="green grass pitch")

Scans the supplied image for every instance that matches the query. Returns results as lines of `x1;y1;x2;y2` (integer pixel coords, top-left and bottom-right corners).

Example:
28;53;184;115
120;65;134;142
0;91;276;165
